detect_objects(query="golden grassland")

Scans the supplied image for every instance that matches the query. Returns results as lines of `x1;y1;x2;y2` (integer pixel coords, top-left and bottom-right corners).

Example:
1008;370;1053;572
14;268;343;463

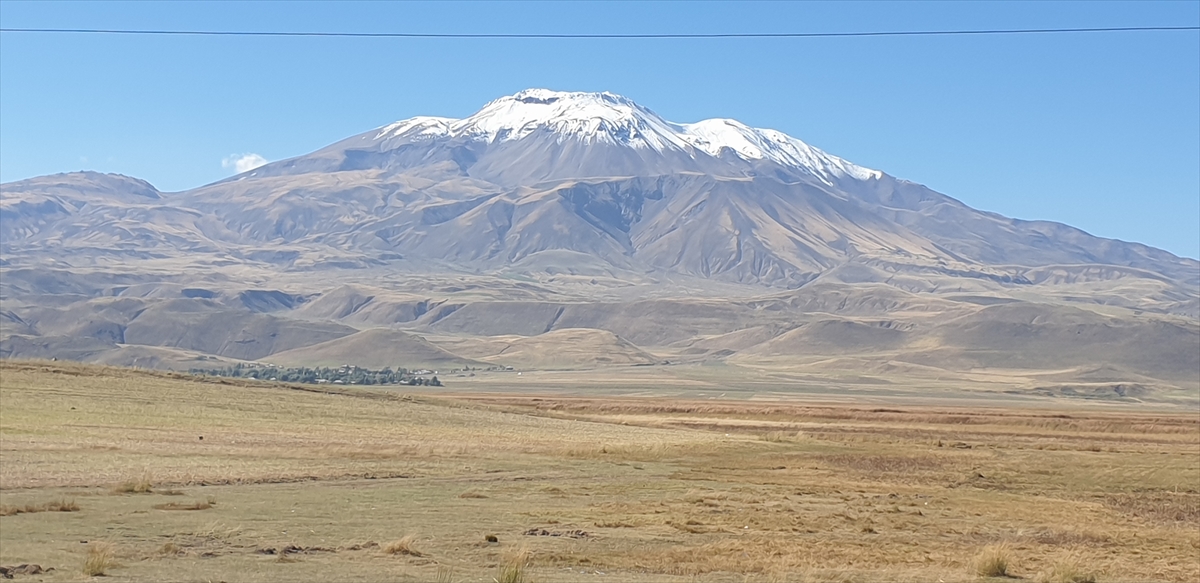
0;360;1197;582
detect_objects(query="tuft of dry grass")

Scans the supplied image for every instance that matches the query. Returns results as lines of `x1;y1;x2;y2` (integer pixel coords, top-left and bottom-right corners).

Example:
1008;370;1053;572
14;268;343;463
0;498;79;516
458;489;489;499
435;565;456;583
974;544;1013;578
494;548;530;583
158;542;184;556
382;534;423;557
112;473;153;494
82;541;118;576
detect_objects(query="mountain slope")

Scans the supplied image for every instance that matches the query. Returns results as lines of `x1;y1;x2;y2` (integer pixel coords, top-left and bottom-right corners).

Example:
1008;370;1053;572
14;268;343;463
3;89;1194;291
1;89;1196;395
267;328;485;370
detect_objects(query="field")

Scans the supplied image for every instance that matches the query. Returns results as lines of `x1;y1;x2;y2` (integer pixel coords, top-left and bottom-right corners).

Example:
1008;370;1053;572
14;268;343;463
0;360;1197;582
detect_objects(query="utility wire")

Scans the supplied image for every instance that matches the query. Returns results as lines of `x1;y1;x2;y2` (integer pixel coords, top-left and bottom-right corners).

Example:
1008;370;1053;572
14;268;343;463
0;25;1197;39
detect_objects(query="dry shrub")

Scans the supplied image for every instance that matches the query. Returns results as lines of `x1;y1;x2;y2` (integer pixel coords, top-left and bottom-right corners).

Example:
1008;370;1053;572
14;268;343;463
495;548;530;583
974;544;1012;578
1037;558;1097;583
435;565;455;583
83;542;118;576
458;489;488;499
0;498;79;516
112;473;153;494
383;534;423;557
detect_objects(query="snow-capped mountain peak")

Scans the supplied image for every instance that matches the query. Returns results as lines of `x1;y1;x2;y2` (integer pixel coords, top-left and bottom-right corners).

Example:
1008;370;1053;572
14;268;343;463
374;116;455;141
679;118;881;182
372;89;879;183
455;89;691;151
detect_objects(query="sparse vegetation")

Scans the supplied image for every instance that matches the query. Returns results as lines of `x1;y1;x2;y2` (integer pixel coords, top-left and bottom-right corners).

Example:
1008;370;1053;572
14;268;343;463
190;520;241;542
975;544;1013;578
112;473;153;494
0;498;78;516
189;363;442;386
382;535;423;557
1;361;1196;583
158;542;184;556
82;542;117;576
494;548;530;583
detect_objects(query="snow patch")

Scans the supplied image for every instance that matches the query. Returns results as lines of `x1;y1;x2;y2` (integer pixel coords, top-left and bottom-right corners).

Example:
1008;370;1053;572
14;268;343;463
373;89;880;183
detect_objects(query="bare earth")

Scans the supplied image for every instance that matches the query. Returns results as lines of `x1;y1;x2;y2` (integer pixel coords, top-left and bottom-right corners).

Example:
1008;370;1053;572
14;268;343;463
0;360;1196;582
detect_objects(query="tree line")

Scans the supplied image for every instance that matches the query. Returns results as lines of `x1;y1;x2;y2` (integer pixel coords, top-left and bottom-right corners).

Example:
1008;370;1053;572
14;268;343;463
188;363;442;386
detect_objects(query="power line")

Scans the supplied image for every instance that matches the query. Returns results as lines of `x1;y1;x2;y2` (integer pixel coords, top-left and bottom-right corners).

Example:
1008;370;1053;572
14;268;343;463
0;25;1197;39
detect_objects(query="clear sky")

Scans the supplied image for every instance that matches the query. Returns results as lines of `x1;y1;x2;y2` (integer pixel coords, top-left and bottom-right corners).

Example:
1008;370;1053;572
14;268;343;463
1;0;1197;259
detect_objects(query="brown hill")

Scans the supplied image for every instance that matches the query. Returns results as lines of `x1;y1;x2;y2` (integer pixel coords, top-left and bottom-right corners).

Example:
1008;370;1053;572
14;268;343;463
267;328;485;370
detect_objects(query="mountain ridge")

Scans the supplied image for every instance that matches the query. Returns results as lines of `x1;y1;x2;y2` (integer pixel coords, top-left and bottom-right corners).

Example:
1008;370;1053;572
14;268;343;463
1;89;1196;397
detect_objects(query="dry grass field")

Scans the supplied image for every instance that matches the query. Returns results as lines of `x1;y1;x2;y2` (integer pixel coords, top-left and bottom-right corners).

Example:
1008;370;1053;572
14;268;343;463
0;360;1197;582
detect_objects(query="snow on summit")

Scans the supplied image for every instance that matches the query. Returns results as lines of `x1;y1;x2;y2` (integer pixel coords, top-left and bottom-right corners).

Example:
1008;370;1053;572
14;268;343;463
375;89;879;183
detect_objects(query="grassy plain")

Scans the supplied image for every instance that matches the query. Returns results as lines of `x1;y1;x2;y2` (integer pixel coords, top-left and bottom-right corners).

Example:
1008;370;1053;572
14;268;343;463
0;360;1197;582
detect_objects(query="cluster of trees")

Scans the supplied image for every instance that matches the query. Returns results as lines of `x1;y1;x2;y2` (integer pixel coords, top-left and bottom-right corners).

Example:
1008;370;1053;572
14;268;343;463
188;363;442;387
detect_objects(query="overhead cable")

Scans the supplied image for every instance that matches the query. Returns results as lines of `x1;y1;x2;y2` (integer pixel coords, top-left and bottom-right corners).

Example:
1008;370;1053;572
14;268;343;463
0;25;1197;39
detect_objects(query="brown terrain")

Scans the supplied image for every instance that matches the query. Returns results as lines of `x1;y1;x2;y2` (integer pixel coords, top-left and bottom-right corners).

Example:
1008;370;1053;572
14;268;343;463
1;360;1196;582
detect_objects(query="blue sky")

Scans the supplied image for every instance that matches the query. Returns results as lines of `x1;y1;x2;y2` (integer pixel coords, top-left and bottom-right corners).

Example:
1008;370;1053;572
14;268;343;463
1;0;1198;258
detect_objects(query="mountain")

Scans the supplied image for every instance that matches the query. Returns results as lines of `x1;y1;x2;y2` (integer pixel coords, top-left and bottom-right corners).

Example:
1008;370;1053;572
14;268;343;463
1;89;1196;399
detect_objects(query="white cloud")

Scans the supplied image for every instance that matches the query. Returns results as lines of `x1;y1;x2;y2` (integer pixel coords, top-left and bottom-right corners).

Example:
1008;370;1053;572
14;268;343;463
222;153;269;174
